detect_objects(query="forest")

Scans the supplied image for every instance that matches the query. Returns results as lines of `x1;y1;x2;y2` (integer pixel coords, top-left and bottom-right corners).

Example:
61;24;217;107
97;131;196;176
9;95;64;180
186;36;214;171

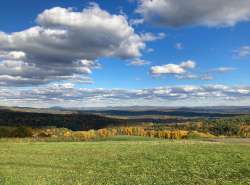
0;108;250;139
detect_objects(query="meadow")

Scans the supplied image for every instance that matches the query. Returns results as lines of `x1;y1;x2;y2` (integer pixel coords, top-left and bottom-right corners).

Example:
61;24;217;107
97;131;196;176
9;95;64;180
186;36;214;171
0;137;250;185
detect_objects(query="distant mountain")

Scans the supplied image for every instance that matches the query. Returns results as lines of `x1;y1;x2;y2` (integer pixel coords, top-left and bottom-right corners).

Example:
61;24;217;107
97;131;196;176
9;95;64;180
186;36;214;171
81;109;243;118
12;105;250;117
50;106;250;114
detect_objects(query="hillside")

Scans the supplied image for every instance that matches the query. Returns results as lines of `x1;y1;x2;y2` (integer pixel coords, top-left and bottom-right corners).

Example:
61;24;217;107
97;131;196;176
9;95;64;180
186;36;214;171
0;109;125;131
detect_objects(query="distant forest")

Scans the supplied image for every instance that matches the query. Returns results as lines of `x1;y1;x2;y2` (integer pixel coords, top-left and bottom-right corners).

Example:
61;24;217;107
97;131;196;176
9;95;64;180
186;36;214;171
84;110;242;117
0;109;126;130
0;108;250;137
0;109;202;130
1;108;250;134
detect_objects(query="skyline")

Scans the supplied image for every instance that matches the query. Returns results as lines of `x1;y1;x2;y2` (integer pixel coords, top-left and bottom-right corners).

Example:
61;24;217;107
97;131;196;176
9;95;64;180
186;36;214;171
0;0;250;107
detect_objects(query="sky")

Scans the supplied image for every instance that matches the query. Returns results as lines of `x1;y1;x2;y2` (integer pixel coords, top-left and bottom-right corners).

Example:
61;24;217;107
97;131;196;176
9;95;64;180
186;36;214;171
0;0;250;107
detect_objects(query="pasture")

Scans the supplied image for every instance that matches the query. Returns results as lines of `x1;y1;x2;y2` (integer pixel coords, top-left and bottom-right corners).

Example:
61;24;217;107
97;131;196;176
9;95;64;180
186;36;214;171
0;137;249;185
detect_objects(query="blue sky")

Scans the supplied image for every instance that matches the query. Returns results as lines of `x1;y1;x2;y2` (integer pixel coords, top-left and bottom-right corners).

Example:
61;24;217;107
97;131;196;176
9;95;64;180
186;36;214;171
0;0;250;107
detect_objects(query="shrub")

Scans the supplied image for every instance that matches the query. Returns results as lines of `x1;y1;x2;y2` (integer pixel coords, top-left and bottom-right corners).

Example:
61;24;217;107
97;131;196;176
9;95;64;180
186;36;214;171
10;127;33;138
72;131;97;140
187;131;215;139
97;129;111;137
63;131;72;138
240;125;250;138
37;132;52;137
0;127;13;138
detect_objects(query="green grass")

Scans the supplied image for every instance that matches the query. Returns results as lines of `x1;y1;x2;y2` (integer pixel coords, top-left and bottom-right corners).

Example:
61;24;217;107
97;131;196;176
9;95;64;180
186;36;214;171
0;138;250;185
92;135;162;141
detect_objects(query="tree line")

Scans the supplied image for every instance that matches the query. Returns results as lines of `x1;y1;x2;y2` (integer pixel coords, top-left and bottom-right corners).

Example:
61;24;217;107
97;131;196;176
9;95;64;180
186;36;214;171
0;109;127;130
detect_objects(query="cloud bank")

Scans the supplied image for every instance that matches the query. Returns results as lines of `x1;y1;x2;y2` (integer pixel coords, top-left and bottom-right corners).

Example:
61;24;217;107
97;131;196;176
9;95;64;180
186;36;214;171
1;84;250;107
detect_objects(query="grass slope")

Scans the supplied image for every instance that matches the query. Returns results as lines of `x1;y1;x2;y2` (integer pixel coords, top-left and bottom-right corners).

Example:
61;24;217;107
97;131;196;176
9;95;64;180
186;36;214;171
0;137;249;185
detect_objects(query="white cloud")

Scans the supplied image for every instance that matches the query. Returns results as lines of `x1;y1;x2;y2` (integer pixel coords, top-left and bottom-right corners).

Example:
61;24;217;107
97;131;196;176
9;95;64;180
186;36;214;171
137;0;250;27
180;60;196;69
235;46;250;57
128;58;150;66
175;74;198;80
140;32;165;42
0;3;156;86
175;66;236;81
36;4;146;59
211;67;236;73
200;75;214;81
1;84;250;107
151;64;185;75
130;18;144;25
151;60;213;80
151;60;196;75
0;51;26;60
176;73;213;81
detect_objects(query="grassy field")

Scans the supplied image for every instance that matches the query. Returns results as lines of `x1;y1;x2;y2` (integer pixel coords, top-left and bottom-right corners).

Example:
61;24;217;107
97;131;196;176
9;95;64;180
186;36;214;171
0;136;250;185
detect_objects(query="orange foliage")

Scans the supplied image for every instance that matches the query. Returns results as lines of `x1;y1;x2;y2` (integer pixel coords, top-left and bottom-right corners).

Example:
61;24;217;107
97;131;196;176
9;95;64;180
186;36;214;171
240;125;250;138
61;126;190;140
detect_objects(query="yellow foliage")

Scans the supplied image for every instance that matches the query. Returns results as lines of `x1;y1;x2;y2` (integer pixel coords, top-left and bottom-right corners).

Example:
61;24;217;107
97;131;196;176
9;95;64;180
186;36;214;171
97;129;111;137
72;131;96;140
240;125;250;138
59;126;194;141
187;131;215;138
63;131;72;137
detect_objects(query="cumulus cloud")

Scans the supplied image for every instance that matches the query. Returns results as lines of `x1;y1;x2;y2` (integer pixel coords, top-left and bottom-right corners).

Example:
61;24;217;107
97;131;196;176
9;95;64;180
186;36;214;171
36;4;146;59
150;60;196;75
180;60;196;69
150;60;215;81
0;3;158;86
0;51;26;60
1;84;250;107
136;0;250;27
